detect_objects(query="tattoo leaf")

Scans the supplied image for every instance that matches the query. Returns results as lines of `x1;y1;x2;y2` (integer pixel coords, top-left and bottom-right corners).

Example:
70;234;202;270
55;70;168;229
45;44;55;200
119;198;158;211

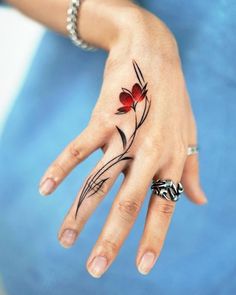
120;156;133;161
133;60;145;86
116;126;127;149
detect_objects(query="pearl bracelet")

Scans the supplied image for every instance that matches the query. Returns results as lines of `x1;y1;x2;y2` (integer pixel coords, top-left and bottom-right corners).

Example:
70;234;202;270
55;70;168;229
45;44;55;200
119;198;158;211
66;0;96;51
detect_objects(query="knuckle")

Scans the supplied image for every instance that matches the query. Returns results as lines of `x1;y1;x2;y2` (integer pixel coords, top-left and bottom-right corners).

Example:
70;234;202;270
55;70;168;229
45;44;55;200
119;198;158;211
117;199;142;224
169;140;187;163
69;142;82;162
176;141;187;156
101;115;114;132
158;201;175;216
139;138;160;158
90;111;113;134
100;238;119;256
137;138;166;167
50;161;66;176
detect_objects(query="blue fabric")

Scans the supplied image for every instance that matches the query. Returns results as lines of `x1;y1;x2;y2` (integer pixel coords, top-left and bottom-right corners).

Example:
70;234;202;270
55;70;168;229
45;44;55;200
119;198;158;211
0;1;236;294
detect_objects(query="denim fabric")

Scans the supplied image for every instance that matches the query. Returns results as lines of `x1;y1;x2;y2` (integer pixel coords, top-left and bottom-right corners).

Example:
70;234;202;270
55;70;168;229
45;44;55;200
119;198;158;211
0;1;236;294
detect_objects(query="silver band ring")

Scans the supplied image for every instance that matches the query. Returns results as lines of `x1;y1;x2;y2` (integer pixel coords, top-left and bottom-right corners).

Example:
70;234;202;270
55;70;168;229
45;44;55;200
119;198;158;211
151;179;184;202
187;145;199;156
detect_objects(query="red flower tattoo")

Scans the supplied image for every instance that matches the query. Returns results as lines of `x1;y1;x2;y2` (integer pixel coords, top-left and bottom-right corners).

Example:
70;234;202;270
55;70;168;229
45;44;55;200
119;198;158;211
75;60;151;218
116;83;148;114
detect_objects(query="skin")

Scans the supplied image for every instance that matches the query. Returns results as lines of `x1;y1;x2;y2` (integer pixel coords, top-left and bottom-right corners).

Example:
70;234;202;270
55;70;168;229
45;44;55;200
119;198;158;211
7;0;207;278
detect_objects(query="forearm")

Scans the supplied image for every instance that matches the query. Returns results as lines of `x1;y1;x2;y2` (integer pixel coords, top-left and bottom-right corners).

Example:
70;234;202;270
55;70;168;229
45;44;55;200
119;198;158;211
6;0;143;50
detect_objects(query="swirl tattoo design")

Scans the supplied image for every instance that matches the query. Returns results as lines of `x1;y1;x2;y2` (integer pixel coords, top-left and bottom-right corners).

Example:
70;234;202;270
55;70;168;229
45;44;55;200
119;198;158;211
75;60;151;218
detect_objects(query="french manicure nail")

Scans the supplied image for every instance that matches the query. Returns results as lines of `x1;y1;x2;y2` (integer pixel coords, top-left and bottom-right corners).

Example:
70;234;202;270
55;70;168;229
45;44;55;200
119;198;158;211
39;178;56;195
138;252;156;275
59;229;77;248
88;256;108;278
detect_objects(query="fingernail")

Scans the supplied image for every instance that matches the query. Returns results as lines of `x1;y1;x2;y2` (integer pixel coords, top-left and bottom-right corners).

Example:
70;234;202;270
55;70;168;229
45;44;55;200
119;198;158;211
88;256;108;278
59;229;77;248
39;178;56;195
199;192;208;204
138;252;156;275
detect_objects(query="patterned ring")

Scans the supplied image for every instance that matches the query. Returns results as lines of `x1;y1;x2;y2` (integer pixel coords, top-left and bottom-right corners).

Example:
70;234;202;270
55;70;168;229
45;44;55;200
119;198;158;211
151;179;184;202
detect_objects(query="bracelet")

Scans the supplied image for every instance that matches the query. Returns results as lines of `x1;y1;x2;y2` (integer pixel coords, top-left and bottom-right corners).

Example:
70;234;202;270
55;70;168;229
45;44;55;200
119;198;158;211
66;0;96;51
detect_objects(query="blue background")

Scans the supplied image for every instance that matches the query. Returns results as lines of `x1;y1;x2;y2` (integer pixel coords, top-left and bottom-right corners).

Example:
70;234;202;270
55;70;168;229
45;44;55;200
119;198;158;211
0;0;236;294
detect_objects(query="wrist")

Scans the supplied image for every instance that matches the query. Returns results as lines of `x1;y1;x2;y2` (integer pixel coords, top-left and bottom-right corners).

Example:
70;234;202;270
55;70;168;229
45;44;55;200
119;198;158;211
79;1;173;52
111;8;180;63
79;0;134;50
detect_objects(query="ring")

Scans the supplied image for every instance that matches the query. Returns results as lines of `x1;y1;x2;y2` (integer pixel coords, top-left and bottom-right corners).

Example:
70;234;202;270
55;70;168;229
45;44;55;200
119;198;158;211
151;179;184;202
187;145;199;156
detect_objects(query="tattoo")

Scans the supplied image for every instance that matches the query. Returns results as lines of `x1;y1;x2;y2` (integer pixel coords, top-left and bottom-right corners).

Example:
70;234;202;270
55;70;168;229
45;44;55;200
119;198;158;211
75;60;151;218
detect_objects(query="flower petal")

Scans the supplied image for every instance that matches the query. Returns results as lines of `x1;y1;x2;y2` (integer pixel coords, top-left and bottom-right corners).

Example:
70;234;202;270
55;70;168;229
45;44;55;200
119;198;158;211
132;83;143;101
139;89;148;101
119;92;134;106
115;106;131;114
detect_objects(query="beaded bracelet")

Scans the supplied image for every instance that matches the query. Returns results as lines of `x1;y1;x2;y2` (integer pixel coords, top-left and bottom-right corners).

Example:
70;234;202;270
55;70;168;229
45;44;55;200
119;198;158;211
66;0;96;51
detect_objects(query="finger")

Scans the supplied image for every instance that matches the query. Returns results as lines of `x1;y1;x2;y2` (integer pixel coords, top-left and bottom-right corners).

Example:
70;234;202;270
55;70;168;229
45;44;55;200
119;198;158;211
57;146;128;248
181;153;207;205
39;124;105;196
86;158;155;278
136;160;184;275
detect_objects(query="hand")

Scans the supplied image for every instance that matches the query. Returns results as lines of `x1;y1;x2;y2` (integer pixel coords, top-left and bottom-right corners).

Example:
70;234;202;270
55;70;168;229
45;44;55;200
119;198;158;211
39;7;207;278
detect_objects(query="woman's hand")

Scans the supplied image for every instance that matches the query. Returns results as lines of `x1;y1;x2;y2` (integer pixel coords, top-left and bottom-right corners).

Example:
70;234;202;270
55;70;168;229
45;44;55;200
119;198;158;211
39;5;207;277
